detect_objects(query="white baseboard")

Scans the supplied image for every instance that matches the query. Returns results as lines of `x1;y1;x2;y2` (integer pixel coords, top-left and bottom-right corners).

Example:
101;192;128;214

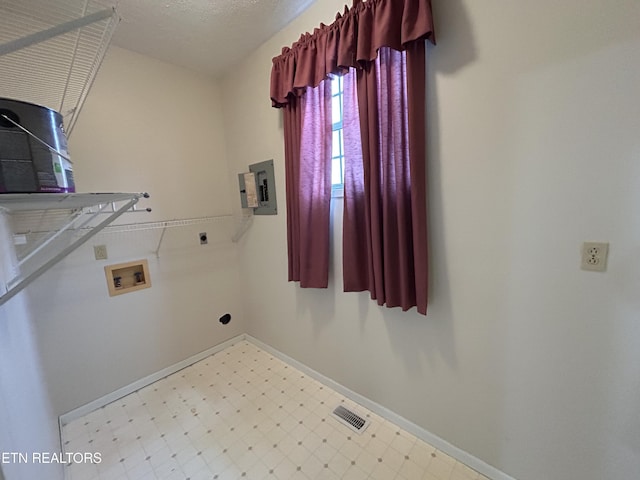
60;332;515;480
245;335;517;480
59;334;246;426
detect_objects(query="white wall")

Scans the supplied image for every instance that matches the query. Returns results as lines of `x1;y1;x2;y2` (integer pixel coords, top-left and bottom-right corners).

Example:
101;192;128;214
0;296;63;480
0;217;63;480
220;1;640;480
70;47;232;221
27;46;247;416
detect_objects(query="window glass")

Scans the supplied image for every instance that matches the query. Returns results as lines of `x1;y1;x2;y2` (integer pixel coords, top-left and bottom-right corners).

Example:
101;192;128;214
331;75;344;188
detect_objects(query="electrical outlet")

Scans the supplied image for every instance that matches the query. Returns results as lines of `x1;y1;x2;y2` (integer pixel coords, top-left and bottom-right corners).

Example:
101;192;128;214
94;245;108;260
581;242;608;272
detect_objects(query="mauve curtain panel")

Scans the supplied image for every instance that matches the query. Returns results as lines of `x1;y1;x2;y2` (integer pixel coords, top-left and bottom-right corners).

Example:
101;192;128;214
297;80;333;288
343;46;428;314
271;0;435;314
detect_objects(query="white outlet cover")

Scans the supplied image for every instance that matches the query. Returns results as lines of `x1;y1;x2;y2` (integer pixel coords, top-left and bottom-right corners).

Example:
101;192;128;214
94;245;108;260
581;242;609;272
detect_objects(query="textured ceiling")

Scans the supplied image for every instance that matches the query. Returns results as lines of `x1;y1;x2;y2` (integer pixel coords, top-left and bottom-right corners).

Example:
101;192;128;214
95;0;317;78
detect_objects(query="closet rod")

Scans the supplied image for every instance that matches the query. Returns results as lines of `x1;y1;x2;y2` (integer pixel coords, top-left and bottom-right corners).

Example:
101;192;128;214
101;215;235;234
99;214;253;243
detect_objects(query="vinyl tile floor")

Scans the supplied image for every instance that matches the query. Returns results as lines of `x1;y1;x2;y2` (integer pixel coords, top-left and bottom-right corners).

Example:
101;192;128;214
63;340;489;480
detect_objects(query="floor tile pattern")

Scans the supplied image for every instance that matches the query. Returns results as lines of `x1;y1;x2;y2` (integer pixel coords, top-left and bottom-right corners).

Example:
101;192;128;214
63;340;489;480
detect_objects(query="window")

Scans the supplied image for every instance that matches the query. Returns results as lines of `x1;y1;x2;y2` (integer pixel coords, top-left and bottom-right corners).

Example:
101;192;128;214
330;75;344;191
270;0;433;312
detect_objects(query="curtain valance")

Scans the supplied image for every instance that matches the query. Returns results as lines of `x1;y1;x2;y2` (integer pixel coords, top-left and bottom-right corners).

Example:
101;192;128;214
270;0;435;107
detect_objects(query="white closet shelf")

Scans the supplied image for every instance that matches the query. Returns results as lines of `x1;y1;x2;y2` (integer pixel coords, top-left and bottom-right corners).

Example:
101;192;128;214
0;4;152;308
0;0;120;135
0;192;143;212
0;192;149;306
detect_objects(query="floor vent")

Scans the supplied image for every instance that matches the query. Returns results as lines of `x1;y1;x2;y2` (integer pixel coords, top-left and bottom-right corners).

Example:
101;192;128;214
331;405;370;433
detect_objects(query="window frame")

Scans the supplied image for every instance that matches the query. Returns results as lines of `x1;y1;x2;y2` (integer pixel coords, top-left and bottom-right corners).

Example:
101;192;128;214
330;74;345;197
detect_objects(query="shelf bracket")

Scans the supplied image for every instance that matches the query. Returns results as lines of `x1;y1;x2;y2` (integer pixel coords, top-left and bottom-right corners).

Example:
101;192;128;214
17;208;87;268
154;223;169;259
1;193;148;307
232;215;253;243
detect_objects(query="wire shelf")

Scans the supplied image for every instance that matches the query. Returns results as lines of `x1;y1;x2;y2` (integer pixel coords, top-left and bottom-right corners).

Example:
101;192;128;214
0;0;119;135
0;191;144;306
101;216;235;234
